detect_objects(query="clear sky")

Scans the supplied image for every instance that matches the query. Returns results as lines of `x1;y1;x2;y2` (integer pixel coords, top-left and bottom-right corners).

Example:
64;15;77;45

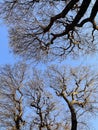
0;23;16;65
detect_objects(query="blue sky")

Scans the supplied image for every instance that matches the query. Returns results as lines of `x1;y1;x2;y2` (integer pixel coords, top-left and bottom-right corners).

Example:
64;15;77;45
0;23;15;65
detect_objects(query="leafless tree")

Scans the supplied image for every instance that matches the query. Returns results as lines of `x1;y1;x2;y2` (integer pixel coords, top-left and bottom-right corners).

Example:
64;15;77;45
23;69;68;130
0;63;27;130
0;62;98;130
0;64;68;130
46;65;98;130
0;0;98;61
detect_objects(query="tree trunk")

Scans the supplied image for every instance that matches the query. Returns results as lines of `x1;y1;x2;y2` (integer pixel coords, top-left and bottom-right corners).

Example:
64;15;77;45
61;93;77;130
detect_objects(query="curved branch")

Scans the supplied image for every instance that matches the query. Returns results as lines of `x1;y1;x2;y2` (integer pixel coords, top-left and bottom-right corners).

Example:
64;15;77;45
50;0;92;44
90;0;98;21
43;0;79;33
